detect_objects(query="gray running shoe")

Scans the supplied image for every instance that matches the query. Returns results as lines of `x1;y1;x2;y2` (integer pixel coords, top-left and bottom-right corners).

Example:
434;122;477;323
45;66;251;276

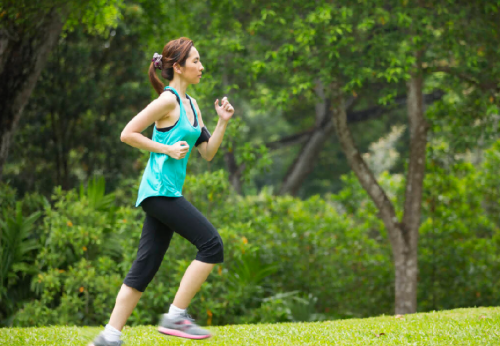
158;313;212;339
89;333;124;346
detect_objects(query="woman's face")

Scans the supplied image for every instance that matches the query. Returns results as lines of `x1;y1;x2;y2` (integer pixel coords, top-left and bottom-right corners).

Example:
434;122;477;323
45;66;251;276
176;46;204;84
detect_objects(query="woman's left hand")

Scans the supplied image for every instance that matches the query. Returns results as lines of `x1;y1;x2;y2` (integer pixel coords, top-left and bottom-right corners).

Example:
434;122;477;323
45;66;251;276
214;96;234;122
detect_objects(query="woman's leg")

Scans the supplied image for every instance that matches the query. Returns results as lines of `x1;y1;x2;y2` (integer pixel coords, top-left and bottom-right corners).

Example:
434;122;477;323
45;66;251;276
91;211;173;345
107;284;143;330
112;212;174;330
142;196;224;310
172;260;215;309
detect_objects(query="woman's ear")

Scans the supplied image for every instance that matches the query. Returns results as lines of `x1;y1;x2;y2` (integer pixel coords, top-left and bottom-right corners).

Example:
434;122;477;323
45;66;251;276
173;62;182;74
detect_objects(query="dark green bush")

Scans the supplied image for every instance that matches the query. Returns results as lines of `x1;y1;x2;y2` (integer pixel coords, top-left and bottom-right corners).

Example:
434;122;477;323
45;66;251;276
0;183;47;326
6;140;500;327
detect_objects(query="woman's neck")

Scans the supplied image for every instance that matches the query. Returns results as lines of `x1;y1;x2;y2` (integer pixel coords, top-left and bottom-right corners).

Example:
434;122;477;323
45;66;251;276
169;77;189;99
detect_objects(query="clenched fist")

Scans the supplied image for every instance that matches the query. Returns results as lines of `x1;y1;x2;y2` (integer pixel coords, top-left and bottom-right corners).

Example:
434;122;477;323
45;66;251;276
165;141;190;159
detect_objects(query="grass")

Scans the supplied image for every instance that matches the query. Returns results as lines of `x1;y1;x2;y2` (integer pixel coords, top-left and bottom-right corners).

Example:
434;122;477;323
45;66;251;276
1;307;499;345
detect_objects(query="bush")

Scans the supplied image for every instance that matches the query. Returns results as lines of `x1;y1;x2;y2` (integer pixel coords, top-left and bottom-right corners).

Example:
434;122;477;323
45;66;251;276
418;142;500;311
0;183;46;326
9;140;500;326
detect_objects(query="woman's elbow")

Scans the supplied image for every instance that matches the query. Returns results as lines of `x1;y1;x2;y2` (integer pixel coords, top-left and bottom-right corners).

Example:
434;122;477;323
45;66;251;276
120;132;130;143
204;151;214;161
203;154;213;162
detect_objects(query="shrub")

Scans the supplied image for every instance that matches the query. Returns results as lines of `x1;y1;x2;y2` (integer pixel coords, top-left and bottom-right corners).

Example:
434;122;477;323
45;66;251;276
9;140;500;326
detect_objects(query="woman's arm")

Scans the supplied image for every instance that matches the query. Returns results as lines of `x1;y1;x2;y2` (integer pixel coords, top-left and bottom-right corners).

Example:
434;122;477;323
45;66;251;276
193;97;234;161
120;92;190;159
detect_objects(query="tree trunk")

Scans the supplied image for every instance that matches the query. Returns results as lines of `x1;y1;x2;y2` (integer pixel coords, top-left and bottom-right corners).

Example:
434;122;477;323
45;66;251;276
393;231;419;314
396;50;428;314
330;83;402;247
331;69;427;314
224;148;244;194
279;82;334;195
0;8;66;180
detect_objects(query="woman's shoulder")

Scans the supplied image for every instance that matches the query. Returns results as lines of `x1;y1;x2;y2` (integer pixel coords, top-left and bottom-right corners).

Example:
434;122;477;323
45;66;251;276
157;91;177;104
157;90;178;108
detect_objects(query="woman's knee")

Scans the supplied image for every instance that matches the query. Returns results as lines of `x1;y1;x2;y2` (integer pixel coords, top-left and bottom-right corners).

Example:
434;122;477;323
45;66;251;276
116;284;143;306
196;235;224;263
123;252;165;292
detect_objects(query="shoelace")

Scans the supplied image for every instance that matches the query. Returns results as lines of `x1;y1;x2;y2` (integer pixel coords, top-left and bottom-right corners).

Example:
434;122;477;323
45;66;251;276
181;312;195;323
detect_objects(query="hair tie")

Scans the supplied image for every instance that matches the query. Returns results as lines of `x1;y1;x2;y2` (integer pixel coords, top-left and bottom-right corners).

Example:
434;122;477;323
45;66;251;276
151;53;163;70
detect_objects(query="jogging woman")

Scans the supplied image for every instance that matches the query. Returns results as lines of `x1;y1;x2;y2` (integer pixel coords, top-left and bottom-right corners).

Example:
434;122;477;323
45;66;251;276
90;37;234;346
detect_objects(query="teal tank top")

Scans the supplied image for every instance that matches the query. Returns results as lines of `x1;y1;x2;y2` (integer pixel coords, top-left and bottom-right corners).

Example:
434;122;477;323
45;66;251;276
135;86;201;207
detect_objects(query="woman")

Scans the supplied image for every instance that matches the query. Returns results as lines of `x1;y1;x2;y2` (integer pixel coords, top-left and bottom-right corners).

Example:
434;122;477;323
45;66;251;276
90;37;234;346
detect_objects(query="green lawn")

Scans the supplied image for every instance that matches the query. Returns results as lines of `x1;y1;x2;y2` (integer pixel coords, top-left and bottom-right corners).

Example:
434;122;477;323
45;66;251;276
1;307;499;346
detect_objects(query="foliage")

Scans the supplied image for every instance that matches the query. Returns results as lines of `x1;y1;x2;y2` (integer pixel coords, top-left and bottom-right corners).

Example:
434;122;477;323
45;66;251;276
219;117;273;187
0;0;122;35
0;184;47;325
8;139;500;327
0;202;41;325
418;140;500;311
11;169;391;327
480;140;500;226
11;177;126;326
3;5;153;196
4;0;500;200
2;0;500;329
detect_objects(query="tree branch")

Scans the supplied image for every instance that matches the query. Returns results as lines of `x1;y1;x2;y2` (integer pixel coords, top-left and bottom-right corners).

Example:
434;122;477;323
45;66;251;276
267;90;444;150
425;66;500;92
278;81;334;195
331;84;402;249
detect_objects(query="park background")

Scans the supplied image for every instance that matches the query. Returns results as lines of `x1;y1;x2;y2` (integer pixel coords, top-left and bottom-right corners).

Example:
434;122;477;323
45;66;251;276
1;0;499;329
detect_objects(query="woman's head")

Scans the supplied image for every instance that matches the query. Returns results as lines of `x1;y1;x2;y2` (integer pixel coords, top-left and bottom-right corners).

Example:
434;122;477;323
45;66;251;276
148;37;204;95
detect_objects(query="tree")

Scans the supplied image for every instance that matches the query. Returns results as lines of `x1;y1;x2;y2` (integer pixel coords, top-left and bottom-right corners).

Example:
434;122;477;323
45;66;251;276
0;0;121;180
5;4;158;195
185;0;275;193
252;0;500;314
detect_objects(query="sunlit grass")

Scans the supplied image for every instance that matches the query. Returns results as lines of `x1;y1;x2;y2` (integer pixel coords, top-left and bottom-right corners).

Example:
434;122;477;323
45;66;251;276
1;307;499;345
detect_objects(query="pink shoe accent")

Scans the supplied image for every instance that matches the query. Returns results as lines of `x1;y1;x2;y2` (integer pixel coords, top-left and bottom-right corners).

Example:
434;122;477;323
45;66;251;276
158;326;211;340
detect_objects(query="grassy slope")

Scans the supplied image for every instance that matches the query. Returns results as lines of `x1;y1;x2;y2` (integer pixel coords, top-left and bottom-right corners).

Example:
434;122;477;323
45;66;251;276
1;307;499;346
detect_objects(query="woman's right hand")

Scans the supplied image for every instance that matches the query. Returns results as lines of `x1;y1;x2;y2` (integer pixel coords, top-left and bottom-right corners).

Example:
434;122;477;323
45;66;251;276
165;141;190;159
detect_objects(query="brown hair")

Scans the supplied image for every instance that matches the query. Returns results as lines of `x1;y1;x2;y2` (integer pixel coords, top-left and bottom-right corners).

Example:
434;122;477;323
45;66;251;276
148;37;194;95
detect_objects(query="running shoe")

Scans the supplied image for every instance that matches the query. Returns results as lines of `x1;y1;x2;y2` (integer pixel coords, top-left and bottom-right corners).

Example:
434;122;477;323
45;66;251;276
158;312;212;339
88;333;124;346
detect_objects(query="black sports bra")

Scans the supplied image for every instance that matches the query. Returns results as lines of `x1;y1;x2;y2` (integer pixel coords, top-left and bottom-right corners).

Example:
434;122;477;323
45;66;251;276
156;89;198;132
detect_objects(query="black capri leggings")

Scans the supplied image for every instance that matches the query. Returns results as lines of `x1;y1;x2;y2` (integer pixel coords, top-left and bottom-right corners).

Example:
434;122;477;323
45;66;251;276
123;196;224;292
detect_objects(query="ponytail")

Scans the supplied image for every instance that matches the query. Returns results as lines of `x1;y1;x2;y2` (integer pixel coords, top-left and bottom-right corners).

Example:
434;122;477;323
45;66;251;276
149;62;165;95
